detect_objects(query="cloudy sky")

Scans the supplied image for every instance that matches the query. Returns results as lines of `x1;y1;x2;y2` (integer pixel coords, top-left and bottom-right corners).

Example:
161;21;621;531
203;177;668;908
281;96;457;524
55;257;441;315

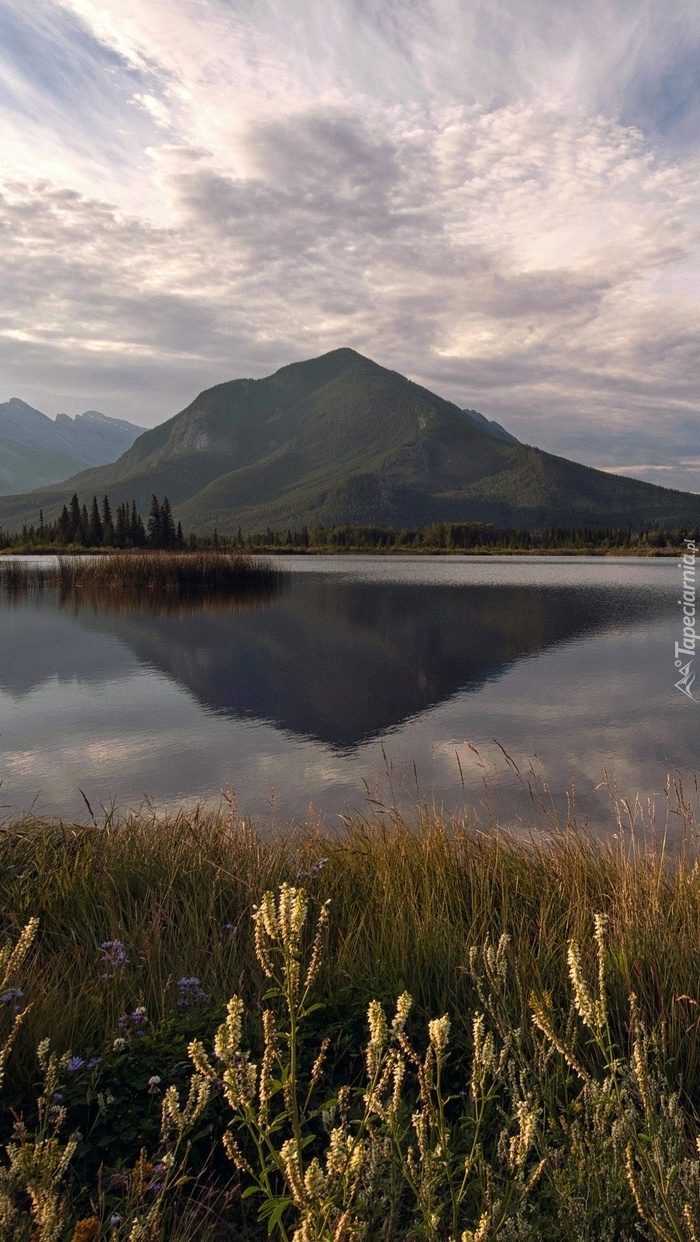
1;0;699;487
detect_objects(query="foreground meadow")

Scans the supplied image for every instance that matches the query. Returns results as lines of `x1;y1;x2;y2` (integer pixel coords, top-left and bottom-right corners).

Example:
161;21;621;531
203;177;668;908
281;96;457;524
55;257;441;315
2;785;700;1240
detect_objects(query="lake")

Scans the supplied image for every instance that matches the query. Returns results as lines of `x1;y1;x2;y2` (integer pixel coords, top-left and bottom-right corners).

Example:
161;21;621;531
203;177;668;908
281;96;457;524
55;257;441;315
0;555;696;834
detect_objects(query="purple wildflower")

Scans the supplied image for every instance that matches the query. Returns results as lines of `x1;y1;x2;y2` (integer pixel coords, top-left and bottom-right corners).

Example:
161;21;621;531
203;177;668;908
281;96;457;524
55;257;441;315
52;1092;64;1102
0;988;24;1013
117;1006;147;1035
296;857;328;881
109;1214;121;1227
146;1181;164;1194
100;940;127;977
176;977;209;1010
65;1056;86;1072
87;1056;101;1069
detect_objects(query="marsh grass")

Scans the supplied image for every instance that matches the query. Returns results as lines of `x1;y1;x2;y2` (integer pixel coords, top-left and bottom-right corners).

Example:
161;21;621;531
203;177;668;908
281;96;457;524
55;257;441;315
0;552;281;614
1;785;700;1094
3;787;700;1236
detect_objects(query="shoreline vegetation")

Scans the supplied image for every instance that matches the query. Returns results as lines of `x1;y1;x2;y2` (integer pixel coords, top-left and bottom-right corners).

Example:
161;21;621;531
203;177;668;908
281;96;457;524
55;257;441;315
0;551;282;617
3;783;700;1238
0;491;697;557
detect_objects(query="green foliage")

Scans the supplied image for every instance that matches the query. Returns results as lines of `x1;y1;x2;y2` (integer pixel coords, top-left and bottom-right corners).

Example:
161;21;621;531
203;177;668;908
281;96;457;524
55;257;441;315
0;493;183;552
236;521;699;554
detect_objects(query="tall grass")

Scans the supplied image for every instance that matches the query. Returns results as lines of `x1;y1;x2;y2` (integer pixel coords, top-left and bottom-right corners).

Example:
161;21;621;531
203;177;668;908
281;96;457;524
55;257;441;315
3;790;700;1236
1;789;700;1096
0;551;281;614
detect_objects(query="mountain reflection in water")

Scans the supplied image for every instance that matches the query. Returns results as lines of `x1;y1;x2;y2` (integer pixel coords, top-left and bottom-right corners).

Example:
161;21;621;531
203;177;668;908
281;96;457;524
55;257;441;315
63;577;663;749
0;558;689;826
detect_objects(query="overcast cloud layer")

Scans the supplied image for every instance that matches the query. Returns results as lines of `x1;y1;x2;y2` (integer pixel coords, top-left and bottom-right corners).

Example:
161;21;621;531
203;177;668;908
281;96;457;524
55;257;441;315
1;0;699;487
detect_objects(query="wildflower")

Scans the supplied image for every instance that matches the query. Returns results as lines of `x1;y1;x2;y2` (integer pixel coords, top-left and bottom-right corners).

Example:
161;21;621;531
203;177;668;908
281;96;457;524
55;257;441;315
392;991;413;1034
118;1006;148;1035
148;1075;162;1094
276;882;308;949
214;995;244;1063
296;857;328;881
52;1091;64;1102
176;976;209;1010
113;1037;127;1052
223;1131;252;1173
100;939;127;976
304;1157;326;1199
309;1036;330;1093
368;1000;387;1048
0;987;24;1012
87;1056;101;1068
391;1056;406;1115
280;1137;306;1205
255;891;278;939
367;999;388;1076
428;1014;451;1054
326;1127;349;1177
223;922;235;932
146;1180;164;1194
66;1056;86;1072
109;1216;121;1228
567;940;599;1030
304;899;331;988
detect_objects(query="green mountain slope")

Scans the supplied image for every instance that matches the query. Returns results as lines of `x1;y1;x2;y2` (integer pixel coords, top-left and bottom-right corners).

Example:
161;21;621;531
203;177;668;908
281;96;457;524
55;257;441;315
1;348;699;533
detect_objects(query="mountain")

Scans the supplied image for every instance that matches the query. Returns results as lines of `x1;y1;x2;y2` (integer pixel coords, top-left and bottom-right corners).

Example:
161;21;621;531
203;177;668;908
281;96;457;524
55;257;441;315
0;348;699;532
461;408;519;445
0;399;142;495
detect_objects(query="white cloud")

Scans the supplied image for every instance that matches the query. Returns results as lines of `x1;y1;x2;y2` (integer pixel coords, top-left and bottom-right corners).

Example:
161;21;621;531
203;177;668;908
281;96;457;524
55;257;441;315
0;0;698;476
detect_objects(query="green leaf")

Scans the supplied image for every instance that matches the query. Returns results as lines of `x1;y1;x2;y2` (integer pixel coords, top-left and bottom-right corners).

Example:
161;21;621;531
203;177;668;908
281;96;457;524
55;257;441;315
258;1195;293;1235
299;1001;326;1017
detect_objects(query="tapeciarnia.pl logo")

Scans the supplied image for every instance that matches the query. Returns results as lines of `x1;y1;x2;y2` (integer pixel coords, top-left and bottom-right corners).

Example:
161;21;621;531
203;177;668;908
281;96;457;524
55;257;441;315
675;539;697;700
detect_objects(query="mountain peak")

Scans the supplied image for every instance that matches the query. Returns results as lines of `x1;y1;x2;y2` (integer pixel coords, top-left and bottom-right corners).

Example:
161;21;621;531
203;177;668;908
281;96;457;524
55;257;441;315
1;349;699;531
0;399;143;495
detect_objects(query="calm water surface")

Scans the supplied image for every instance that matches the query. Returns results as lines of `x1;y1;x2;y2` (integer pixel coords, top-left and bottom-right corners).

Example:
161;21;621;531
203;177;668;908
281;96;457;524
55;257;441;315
0;555;696;832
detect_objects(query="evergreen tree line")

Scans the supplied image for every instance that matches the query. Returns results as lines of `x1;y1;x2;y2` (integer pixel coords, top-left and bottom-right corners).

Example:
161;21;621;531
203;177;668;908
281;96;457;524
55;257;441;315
235;521;700;551
2;513;698;553
0;494;185;550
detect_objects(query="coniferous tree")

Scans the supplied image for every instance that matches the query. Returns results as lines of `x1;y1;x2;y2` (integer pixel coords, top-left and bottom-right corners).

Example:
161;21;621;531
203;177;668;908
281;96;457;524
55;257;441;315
147;495;161;547
115;503;128;547
131;500;144;547
69;494;81;543
160;497;176;548
80;504;90;546
88;496;103;546
176;520;184;549
57;505;71;544
102;495;114;546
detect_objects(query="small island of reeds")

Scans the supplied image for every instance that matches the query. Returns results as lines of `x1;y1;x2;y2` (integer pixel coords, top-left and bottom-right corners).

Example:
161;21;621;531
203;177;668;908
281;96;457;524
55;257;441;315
2;787;700;1239
0;550;282;615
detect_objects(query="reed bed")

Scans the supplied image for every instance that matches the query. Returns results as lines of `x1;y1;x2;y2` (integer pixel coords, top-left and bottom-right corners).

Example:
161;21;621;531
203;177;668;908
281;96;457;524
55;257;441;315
53;551;279;594
0;551;282;614
3;792;700;1238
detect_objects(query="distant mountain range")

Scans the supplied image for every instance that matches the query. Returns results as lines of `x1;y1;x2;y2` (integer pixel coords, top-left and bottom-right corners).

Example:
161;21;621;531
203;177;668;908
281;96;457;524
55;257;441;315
0;399;142;496
0;349;699;532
